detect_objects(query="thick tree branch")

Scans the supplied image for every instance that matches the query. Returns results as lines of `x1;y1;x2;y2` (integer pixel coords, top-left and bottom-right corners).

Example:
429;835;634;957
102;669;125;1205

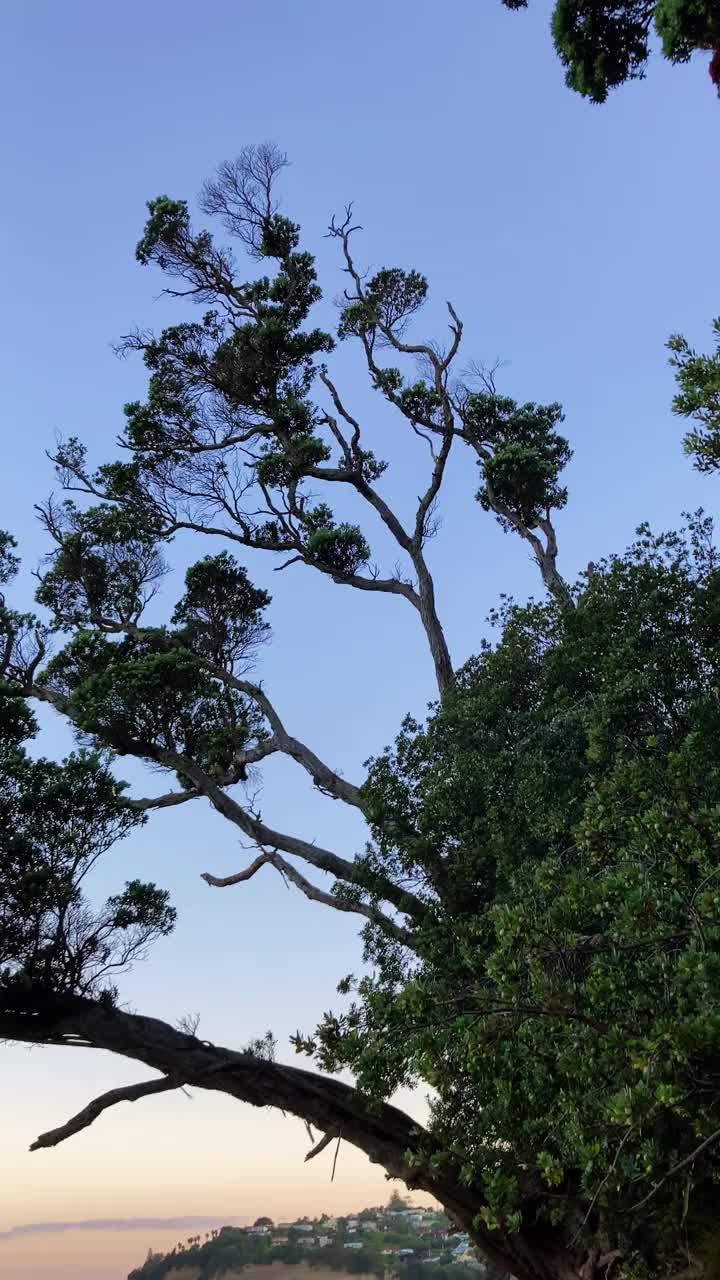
4;994;425;1177
200;852;270;886
222;677;365;809
413;428;453;552
1;991;579;1280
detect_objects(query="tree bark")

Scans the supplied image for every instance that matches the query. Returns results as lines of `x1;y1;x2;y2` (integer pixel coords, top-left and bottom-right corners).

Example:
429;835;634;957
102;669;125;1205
414;557;455;695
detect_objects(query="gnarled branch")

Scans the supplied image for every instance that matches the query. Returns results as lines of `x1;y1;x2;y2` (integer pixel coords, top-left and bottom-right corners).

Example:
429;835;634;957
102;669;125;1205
27;683;425;926
201;850;413;946
304;1128;339;1162
1;989;560;1280
162;751;425;924
30;1075;182;1151
223;677;365;809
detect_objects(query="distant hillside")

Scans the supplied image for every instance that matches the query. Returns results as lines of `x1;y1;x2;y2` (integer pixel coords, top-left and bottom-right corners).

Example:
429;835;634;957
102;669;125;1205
128;1199;505;1280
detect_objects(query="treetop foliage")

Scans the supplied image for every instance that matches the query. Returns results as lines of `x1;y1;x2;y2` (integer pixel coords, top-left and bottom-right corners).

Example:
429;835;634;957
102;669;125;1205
501;0;720;101
42;140;573;698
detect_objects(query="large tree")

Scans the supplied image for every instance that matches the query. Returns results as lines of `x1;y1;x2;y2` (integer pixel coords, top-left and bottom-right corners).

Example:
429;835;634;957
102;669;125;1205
2;147;720;1280
501;1;720;102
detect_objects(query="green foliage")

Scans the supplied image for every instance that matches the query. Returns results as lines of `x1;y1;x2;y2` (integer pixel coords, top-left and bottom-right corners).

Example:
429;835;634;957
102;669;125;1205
135;196;196;268
550;0;654;102
655;0;720;62
172;552;271;670
302;504;371;576
669;318;720;473
466;395;570;528
41;629;261;777
256;435;331;487
339;268;428;339
0;633;174;1001
303;515;720;1272
36;501;165;629
0;530;20;585
502;0;720;101
34;518;270;777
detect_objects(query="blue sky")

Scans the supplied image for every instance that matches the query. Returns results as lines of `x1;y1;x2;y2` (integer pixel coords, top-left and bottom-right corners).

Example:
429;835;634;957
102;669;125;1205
0;2;718;1276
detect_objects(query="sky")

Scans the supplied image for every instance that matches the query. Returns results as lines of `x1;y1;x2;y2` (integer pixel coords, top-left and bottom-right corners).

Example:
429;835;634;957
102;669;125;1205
0;2;719;1277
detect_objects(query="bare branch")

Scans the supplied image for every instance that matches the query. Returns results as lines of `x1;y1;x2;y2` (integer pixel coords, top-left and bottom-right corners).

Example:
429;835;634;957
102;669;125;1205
201;143;289;257
166;751;423;922
201;851;413;946
442;302;464;371
129;787;204;813
319;369;362;455
178;1012;201;1038
305;1128;338;1162
331;1133;342;1181
30;1075;182;1151
226;678;364;809
201;852;271;886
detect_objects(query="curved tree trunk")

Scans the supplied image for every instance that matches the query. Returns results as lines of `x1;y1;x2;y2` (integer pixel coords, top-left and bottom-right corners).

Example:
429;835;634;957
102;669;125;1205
2;991;613;1280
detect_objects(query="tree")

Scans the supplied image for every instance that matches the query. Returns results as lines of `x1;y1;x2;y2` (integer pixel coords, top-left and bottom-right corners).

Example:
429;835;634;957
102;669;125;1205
2;146;720;1280
0;539;175;1022
501;0;720;102
254;1217;274;1229
388;1191;411;1212
668;316;720;472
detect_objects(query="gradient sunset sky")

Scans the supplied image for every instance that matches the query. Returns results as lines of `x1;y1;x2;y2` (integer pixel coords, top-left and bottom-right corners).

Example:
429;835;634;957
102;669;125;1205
1;2;719;1277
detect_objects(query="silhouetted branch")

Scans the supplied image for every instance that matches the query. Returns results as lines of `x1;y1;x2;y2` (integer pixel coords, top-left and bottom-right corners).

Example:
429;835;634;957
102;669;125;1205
30;1076;182;1150
201;850;413;946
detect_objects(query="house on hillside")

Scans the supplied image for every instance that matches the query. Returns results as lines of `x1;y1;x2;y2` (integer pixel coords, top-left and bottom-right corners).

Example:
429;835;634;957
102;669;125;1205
452;1238;474;1260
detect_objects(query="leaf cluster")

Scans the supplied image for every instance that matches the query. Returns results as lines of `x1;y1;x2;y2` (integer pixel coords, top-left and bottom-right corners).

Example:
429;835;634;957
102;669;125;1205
0;678;174;1006
502;1;720;102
